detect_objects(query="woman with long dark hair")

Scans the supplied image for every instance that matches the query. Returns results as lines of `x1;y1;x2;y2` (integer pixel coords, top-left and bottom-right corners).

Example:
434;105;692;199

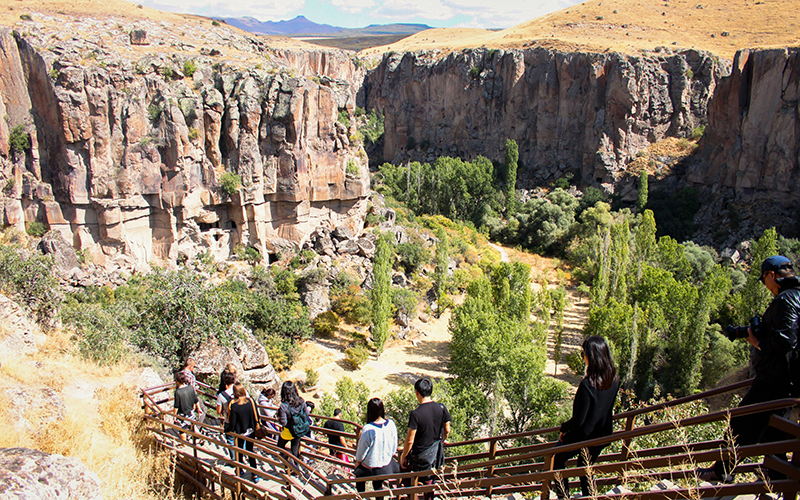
277;381;309;460
552;335;619;499
224;382;260;483
354;398;399;496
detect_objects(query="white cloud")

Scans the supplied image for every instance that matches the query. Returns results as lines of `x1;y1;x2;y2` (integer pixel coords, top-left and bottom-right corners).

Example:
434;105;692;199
442;0;579;28
328;0;377;14
142;0;304;20
375;0;454;21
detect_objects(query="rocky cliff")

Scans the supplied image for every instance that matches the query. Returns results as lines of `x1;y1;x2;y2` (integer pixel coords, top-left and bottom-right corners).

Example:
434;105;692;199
363;48;725;189
0;15;370;267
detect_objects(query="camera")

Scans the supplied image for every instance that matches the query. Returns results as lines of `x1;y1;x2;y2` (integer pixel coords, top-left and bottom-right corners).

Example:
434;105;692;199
725;316;761;341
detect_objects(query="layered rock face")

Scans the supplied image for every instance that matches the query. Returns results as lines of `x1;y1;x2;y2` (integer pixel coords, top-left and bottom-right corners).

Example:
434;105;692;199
688;48;800;193
363;48;725;188
0;18;370;267
0;448;103;499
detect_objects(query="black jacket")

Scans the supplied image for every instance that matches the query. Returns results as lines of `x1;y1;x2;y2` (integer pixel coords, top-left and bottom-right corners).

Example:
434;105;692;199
753;276;800;388
560;378;620;444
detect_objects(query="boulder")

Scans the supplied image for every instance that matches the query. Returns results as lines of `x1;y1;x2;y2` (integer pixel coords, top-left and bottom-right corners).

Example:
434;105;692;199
0;294;44;356
235;330;270;370
190;338;245;381
356;237;375;258
243;366;281;387
37;231;79;275
315;235;335;256
331;226;354;241
0;448;103;500
336;238;359;255
303;285;330;319
6;386;66;432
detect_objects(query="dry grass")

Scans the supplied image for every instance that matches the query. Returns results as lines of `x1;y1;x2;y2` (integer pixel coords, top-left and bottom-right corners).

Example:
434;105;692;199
360;0;800;59
0;328;177;499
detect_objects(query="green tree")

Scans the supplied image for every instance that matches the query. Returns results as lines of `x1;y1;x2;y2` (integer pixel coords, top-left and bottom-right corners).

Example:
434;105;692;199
433;228;449;304
504;138;519;213
637;171;649;212
370;233;394;354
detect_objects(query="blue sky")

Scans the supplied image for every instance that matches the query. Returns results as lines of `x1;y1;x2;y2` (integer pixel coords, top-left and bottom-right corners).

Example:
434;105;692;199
144;0;581;30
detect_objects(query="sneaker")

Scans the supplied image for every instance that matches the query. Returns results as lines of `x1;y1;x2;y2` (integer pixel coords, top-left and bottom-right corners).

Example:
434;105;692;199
697;467;734;484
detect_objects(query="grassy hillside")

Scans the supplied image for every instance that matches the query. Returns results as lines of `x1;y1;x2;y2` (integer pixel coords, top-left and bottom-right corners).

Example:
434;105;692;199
360;0;800;59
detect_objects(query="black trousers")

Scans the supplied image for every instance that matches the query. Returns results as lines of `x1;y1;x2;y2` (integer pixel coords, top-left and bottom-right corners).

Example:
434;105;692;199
236;436;257;470
552;441;605;498
712;377;791;478
354;459;400;493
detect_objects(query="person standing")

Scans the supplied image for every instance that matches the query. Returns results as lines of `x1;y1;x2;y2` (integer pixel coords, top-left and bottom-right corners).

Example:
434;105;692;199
354;398;399;496
217;371;237;461
400;378;451;500
551;336;619;499
224;382;260;483
172;370;199;427
277;381;309;461
323;408;350;461
699;255;800;482
180;357;205;416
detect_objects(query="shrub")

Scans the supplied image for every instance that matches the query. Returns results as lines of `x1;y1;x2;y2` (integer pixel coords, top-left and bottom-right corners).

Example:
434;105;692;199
242;246;261;265
337;109;350;129
219;172;241;195
147;103;162;124
392;288;418;320
0;245;62;326
183;59;197;78
188;127;200;141
9;125;30;155
344;344;369;369
469;66;481;79
25;221;48;237
690;125;706;140
305;368;319;387
259;332;300;371
359;109;384;145
566;349;586;377
346;160;359;175
312;310;340;337
159;67;174;79
211;20;220;26
19;14;32;21
396;240;430;275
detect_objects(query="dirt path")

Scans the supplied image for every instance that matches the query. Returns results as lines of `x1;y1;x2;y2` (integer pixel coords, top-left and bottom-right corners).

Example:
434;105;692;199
288;244;589;402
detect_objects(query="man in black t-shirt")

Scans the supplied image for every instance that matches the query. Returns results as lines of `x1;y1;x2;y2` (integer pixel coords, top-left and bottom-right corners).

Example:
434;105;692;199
322;408;349;461
401;378;451;500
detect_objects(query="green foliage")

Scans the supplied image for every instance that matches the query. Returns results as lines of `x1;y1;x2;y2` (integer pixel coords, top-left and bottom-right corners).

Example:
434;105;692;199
449;261;566;435
211;20;220;26
320;377;370;423
188;127;200;141
396;238;431;275
433;228;450;302
0;245;62;325
690;125;706;140
160;66;174;79
259;332;300;371
305;368;319;387
25;221;48;238
9;125;30;156
147;103;162;124
183;59;197;78
378;156;499;227
312;310;340;337
337;109;351;129
358;109;384;145
242;246;262;265
331;274;371;324
469;66;481;79
344;344;369;369
345;160;359;175
219;172;241;196
491;188;579;253
637;171;649;213
504;139;519;213
391;288;418;320
370;233;394;353
19;14;32;21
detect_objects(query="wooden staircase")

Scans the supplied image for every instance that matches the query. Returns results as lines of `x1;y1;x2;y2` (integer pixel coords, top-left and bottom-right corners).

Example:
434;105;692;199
141;379;800;500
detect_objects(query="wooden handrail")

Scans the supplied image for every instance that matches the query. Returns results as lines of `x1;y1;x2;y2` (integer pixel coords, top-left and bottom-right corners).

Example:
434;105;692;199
141;378;800;500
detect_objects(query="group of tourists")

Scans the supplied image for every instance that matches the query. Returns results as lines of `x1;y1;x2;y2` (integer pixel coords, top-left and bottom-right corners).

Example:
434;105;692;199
163;254;800;496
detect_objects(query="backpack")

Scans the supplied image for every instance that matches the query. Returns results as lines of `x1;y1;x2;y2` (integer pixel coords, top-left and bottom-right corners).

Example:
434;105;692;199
287;403;310;438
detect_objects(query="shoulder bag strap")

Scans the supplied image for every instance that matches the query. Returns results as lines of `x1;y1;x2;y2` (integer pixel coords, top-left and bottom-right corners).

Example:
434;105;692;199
249;398;261;431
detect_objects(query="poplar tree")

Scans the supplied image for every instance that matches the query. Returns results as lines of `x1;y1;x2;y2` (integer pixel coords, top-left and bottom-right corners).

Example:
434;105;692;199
370;233;393;354
505;139;519;214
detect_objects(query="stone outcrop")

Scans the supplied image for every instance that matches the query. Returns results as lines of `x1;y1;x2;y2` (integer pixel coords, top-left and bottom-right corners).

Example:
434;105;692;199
191;330;281;390
363;48;725;189
0;447;103;500
0;17;370;268
0;294;45;356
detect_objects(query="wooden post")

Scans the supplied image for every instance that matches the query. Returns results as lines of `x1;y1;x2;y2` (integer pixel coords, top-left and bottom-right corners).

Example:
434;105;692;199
486;439;498;498
541;452;555;500
621;415;636;461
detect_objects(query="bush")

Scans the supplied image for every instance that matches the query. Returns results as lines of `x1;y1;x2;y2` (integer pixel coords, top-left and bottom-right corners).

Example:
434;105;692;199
160;67;174;79
344;344;369;369
188;127;200;141
690;125;706;140
9;125;30;156
259;332;299;371
469;66;481;79
359;109;384;145
19;14;32;21
305;368;319;388
183;60;197;78
219;172;241;196
331;283;371;324
312;310;340;337
396;240;430;275
211;20;220;26
25;221;48;238
392;288;418;320
337;109;350;129
242;246;261;265
566;349;586;377
147;103;162;124
346;160;359;175
0;245;62;325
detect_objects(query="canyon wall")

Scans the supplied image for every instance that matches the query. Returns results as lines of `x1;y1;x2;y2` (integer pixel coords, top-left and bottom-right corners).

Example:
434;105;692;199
0;21;369;267
363;48;725;189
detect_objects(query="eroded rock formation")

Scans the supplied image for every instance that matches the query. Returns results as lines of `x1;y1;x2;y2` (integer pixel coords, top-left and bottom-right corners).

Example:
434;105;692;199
0;18;370;267
0;447;103;499
363;48;725;189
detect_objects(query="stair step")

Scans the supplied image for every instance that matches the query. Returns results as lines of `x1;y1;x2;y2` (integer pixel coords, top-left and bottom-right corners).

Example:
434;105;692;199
651;479;679;491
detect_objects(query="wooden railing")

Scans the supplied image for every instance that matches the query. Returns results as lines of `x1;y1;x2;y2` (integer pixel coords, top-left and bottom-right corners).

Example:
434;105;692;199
141;379;800;500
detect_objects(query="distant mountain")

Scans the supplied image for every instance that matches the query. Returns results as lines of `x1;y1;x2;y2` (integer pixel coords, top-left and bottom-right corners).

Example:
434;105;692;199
222;15;432;37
